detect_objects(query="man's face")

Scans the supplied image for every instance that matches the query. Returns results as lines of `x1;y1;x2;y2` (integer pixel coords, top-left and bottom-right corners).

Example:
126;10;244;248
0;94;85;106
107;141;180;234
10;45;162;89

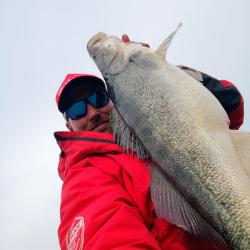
65;85;113;134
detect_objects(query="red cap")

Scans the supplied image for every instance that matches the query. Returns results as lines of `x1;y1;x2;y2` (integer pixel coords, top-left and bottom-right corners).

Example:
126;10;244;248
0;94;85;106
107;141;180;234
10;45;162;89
56;74;106;113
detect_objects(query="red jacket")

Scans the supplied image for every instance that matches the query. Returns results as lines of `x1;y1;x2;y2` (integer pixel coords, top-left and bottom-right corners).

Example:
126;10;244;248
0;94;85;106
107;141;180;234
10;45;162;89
55;131;228;250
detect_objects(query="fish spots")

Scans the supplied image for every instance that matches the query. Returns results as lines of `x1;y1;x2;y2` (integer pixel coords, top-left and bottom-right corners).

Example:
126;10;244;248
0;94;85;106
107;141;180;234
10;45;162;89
107;42;116;50
221;202;229;209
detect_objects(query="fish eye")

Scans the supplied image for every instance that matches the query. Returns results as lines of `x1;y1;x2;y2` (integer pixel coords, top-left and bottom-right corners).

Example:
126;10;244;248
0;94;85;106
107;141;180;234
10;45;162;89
92;51;96;59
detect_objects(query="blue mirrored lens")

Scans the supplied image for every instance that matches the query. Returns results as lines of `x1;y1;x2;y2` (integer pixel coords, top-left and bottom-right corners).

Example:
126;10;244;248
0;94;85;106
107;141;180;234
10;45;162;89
88;90;109;108
66;101;87;120
88;92;97;107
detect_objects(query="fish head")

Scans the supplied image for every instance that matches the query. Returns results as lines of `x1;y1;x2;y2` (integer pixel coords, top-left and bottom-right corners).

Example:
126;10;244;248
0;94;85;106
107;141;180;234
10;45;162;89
87;32;143;80
87;24;183;82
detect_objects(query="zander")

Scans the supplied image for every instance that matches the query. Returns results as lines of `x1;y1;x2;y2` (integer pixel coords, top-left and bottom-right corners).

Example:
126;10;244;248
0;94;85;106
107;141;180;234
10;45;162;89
87;24;250;250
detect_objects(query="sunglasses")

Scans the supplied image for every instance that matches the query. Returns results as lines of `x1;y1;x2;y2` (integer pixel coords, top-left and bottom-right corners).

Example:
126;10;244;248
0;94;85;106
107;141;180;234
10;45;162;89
65;90;109;120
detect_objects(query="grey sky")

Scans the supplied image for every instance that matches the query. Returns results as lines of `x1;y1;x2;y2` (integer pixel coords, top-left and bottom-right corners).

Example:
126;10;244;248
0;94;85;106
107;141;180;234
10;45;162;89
0;0;249;249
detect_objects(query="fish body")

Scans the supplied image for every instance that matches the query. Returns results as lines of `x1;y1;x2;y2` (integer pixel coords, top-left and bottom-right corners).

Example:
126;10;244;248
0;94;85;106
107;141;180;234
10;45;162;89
87;25;250;250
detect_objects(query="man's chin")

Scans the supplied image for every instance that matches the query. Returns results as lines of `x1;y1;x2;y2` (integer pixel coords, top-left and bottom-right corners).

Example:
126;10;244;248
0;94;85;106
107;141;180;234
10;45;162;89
92;122;113;134
98;127;113;134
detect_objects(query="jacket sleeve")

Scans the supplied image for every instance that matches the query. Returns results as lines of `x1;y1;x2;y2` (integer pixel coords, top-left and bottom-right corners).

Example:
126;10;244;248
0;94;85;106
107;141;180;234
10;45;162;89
58;156;162;250
176;65;244;130
200;73;244;130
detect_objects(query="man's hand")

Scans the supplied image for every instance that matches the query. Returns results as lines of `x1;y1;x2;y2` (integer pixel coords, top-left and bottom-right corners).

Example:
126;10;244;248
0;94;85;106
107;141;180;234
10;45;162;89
121;34;150;48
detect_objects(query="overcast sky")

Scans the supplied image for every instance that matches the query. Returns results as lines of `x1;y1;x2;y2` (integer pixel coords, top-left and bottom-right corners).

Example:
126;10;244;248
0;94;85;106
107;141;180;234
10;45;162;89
1;0;249;249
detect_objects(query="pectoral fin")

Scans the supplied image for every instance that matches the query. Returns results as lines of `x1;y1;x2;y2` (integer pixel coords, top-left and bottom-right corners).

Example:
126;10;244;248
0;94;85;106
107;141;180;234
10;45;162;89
230;130;250;178
150;165;228;249
129;50;165;70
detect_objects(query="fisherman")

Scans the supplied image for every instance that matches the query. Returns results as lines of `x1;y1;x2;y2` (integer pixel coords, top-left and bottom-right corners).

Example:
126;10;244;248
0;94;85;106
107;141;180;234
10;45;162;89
54;37;244;250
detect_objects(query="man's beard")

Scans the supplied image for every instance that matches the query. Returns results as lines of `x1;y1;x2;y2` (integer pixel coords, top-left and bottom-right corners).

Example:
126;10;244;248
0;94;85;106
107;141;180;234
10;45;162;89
90;117;113;134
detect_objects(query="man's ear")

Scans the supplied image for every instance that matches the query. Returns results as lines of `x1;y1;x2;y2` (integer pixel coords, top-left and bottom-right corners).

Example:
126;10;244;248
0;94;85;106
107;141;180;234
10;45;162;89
66;122;73;131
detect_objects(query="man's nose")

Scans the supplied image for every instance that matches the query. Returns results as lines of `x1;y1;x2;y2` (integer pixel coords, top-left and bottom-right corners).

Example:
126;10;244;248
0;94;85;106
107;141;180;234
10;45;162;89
87;103;101;121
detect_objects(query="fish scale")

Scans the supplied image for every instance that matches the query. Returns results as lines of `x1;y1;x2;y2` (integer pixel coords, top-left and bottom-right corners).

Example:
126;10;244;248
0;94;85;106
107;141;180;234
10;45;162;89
87;25;250;250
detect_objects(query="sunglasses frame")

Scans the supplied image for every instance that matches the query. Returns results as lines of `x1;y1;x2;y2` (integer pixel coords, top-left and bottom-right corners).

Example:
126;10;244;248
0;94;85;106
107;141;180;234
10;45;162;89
64;89;109;121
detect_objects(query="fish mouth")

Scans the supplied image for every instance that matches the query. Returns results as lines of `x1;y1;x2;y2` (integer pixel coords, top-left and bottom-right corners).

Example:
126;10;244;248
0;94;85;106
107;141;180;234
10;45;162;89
87;32;109;58
87;32;109;48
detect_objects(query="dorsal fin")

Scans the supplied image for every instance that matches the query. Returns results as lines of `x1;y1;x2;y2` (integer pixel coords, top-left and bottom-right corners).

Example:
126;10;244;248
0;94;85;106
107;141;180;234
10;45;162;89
156;22;182;59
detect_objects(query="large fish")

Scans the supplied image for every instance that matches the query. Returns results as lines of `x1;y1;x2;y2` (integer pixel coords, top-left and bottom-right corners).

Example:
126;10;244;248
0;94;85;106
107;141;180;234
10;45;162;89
87;24;250;250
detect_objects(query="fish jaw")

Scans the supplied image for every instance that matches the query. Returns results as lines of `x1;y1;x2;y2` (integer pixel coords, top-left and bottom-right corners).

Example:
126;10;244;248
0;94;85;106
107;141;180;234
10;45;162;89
87;32;110;75
87;33;131;78
87;32;109;59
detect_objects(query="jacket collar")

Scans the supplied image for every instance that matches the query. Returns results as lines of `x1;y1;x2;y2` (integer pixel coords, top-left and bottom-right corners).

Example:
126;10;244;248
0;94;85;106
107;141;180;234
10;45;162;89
54;131;122;153
54;131;123;181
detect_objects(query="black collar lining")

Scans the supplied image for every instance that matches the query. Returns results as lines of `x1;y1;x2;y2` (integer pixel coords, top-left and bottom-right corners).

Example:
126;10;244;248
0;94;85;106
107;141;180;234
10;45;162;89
54;133;115;144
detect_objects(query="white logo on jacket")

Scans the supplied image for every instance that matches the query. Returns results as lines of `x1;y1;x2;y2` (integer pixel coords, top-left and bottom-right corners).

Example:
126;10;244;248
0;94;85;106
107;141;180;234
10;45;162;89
66;217;84;250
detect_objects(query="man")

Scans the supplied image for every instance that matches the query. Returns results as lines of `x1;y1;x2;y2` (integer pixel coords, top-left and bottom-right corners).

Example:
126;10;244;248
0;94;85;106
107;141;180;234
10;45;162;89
54;37;244;250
